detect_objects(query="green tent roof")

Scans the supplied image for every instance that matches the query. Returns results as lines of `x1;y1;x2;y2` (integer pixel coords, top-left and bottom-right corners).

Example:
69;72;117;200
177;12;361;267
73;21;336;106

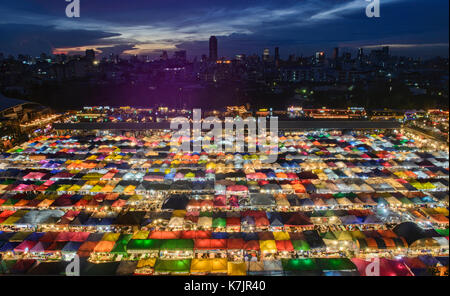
317;258;356;271
212;217;226;228
434;228;449;237
159;239;194;250
154;259;191;273
291;240;310;251
281;258;318;271
111;234;133;254
127;239;162;251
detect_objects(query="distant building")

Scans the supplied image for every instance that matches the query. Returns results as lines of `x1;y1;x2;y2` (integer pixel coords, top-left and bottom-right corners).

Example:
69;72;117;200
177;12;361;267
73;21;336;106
357;48;364;61
263;48;270;61
209;36;218;61
161;51;169;61
235;54;246;61
369;46;390;66
274;47;280;61
343;52;352;62
332;48;339;60
174;50;187;62
315;52;325;64
85;49;95;62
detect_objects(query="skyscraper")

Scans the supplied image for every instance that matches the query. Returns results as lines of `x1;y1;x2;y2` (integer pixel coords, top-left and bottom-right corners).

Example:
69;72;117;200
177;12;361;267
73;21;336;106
174;50;187;62
332;47;339;60
263;48;270;61
209;36;218;61
160;51;168;60
274;47;280;61
85;49;95;62
315;51;325;64
357;48;364;61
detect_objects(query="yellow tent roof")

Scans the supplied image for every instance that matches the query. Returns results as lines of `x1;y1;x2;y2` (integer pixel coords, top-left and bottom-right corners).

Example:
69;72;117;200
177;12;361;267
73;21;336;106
132;230;149;240
1;216;21;225
227;262;246;276
334;231;353;241
273;232;290;241
190;259;211;273
190;259;227;273
137;258;156;268
211;258;228;273
350;230;366;240
102;233;120;242
259;240;277;252
172;210;187;218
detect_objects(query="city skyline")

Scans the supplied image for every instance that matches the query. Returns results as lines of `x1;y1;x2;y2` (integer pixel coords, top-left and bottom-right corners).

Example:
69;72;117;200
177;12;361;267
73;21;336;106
0;0;448;59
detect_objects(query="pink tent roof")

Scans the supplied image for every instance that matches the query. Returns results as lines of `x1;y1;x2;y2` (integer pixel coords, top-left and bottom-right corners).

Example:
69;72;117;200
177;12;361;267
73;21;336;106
23;172;46;180
227;185;248;192
55;232;75;242
30;241;50;253
351;258;413;276
71;232;90;242
14;240;37;253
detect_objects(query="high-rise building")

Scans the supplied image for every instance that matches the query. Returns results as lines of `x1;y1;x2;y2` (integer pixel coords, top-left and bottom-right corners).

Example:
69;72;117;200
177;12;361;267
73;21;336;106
343;52;352;61
85;49;95;62
382;46;390;57
209;36;218;61
263;48;270;61
235;54;246;61
315;51;325;64
160;51;168;60
357;48;364;61
332;47;339;60
174;50;187;62
274;47;280;61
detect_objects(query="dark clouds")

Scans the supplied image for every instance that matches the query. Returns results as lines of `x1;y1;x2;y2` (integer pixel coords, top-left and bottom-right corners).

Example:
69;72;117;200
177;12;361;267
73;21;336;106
0;23;119;56
0;0;448;58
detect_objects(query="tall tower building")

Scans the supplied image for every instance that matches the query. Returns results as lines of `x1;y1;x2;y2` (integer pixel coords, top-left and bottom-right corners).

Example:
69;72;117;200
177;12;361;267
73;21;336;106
315;51;325;64
209;36;218;61
357;48;364;61
382;46;390;59
263;48;270;61
274;47;280;61
174;50;186;61
160;51;168;60
85;49;95;62
332;47;339;60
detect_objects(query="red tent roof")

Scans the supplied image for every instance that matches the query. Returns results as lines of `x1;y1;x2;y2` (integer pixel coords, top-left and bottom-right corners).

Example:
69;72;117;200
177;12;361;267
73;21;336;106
227;238;245;250
194;239;227;250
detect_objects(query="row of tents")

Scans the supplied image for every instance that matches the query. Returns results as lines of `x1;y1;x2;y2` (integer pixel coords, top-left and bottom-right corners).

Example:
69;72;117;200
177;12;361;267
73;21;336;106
1;256;448;276
1;224;448;256
0;205;448;229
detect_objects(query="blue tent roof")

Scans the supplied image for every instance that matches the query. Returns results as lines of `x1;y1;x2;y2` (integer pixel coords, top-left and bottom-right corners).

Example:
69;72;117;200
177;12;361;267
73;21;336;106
211;232;228;239
25;232;45;241
62;241;83;252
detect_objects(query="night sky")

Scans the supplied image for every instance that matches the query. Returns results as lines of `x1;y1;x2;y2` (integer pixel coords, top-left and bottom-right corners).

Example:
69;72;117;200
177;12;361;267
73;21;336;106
0;0;448;59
